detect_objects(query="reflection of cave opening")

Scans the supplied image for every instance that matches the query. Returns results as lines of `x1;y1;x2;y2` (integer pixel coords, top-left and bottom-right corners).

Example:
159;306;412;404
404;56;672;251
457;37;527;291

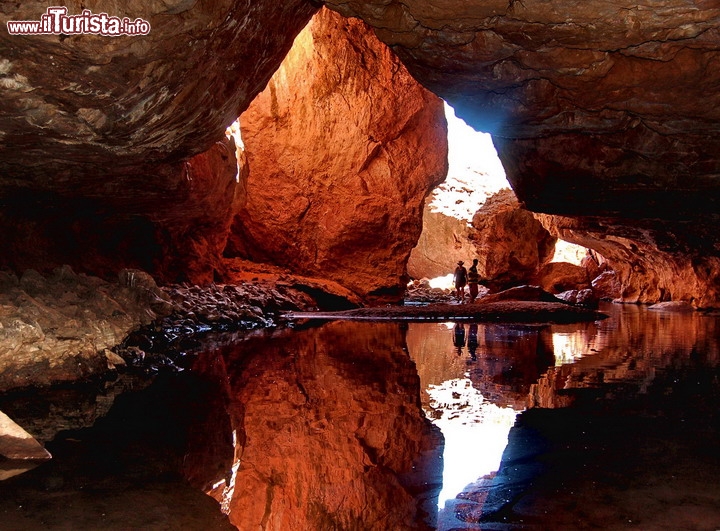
408;101;593;294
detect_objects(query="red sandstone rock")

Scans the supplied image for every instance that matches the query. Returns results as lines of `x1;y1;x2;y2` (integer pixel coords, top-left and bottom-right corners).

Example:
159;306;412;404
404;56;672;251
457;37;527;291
408;209;477;280
469;189;556;291
556;288;599;308
592;270;623;301
537;213;720;308
225;8;448;303
533;262;591;294
0;137;243;285
478;285;563;305
0;0;717;312
0;1;316;284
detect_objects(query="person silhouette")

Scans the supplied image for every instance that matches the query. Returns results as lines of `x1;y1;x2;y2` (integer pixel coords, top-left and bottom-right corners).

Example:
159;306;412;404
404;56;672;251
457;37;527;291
467;259;480;303
453;261;468;302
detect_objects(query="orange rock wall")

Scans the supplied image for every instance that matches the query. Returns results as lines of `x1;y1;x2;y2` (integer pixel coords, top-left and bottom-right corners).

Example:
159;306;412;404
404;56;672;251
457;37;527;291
226;9;448;302
469;189;556;291
537;213;720;308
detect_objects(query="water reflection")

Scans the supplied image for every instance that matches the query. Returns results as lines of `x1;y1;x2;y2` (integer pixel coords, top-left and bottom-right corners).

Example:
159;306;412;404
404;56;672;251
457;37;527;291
405;321;557;512
432;303;720;530
2;304;720;530
200;321;443;531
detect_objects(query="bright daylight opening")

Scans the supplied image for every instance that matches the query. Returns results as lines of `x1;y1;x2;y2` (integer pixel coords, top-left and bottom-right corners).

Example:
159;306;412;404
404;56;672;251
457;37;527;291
415;102;587;292
225;119;245;183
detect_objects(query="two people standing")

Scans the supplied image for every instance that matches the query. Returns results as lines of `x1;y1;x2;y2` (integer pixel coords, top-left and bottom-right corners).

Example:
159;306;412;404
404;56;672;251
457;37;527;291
453;258;480;303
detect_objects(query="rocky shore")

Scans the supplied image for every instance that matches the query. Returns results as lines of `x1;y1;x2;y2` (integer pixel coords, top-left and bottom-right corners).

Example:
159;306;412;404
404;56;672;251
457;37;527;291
0;266;354;393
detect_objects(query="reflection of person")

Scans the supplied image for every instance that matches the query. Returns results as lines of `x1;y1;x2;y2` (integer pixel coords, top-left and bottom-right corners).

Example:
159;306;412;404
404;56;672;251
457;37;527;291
453;323;465;356
452;323;466;355
453;261;468;302
467;258;480;303
467;323;478;360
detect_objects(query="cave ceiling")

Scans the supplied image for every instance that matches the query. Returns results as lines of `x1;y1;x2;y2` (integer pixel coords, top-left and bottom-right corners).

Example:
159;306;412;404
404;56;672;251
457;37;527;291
324;0;720;221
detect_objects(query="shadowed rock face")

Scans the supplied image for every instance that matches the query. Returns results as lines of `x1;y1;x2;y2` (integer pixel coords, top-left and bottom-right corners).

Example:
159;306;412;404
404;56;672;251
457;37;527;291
0;1;317;284
226;8;448;302
0;0;317;174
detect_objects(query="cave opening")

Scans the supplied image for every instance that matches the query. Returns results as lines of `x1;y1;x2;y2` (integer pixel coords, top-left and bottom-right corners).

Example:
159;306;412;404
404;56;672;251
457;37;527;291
2;2;720;530
408;101;596;302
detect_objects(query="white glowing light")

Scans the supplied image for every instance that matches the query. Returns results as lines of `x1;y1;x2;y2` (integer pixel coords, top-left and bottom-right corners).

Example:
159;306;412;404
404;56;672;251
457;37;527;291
429;274;455;290
225;119;244;183
425;377;519;509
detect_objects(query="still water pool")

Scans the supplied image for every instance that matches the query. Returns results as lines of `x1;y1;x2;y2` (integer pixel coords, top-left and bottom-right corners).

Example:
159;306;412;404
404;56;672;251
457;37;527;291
1;303;719;530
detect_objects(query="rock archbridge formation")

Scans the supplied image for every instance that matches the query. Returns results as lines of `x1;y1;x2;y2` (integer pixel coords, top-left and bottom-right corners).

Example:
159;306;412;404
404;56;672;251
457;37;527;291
0;1;719;305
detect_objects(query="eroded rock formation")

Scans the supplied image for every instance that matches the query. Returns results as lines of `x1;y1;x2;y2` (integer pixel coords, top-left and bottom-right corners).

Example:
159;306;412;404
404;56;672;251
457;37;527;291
323;0;720;215
537;213;720;307
532;261;591;295
408;206;476;281
225;8;448;302
1;0;719;310
469;189;556;291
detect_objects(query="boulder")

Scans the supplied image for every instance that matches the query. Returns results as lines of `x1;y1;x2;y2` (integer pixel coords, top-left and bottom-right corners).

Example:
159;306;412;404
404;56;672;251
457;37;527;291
469;189;556;291
225;8;448;303
592;270;623;301
533;262;591;294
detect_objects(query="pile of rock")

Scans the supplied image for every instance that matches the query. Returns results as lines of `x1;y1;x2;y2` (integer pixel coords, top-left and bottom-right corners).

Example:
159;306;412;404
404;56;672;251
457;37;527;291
405;279;457;304
0;266;352;392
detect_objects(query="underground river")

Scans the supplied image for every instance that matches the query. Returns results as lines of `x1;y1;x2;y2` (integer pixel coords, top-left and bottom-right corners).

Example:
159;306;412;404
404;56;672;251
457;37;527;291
1;302;719;530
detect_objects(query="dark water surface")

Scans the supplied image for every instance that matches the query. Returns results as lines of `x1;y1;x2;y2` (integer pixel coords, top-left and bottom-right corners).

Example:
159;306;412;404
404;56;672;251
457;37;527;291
1;303;719;530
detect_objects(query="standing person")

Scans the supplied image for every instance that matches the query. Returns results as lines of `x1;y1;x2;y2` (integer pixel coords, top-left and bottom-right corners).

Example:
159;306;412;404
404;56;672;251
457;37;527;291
453;261;468;302
467;258;480;303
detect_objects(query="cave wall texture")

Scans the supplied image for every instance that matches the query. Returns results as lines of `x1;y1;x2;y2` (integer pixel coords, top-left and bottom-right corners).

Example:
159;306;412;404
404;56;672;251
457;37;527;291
0;0;317;283
1;0;720;305
324;0;720;306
